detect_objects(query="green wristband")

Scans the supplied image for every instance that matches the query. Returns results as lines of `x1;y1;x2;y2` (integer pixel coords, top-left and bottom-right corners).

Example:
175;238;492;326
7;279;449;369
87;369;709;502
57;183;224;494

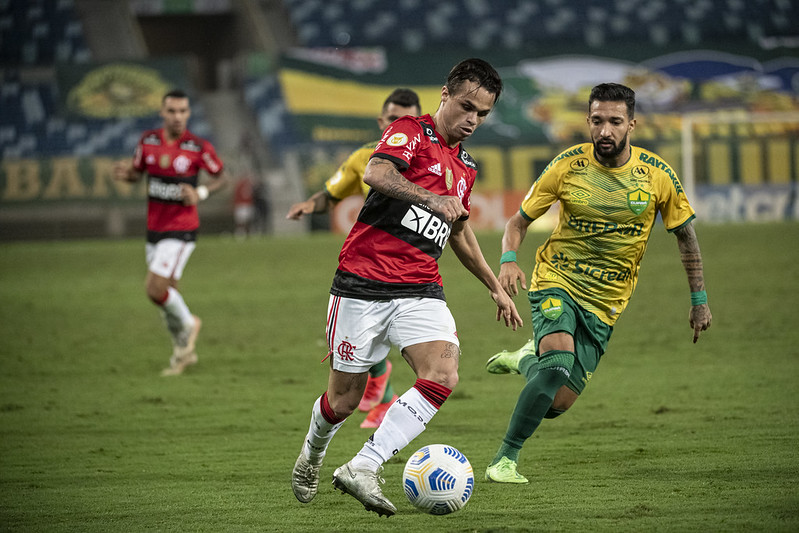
500;251;517;264
691;290;708;306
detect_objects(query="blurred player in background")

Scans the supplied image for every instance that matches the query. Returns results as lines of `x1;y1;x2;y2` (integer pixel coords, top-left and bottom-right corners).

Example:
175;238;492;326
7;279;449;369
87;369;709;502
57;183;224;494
291;58;523;516
114;89;229;376
286;88;422;429
484;83;712;483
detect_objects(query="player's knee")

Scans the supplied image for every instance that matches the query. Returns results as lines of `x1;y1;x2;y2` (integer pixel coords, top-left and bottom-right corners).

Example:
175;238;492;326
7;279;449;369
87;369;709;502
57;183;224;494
145;277;170;304
146;286;166;304
425;368;459;390
544;407;567;419
327;395;357;420
538;350;575;375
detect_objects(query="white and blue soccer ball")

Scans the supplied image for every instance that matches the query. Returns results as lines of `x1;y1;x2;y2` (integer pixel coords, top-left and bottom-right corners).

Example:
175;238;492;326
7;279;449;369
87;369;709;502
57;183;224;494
402;444;474;515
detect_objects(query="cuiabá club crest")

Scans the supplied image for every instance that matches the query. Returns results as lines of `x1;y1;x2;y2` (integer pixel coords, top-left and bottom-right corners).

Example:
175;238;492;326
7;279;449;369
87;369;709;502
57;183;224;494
541;297;563;320
627;188;651;215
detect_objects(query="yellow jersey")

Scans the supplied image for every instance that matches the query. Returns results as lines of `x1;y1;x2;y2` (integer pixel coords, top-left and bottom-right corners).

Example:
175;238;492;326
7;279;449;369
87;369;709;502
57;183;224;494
520;142;695;325
324;141;377;200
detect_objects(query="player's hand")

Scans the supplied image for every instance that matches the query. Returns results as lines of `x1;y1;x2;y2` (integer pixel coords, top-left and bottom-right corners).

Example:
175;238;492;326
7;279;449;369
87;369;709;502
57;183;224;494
286;200;315;220
113;160;136;182
498;262;527;297
427;194;468;223
689;303;712;343
180;183;200;206
491;288;523;331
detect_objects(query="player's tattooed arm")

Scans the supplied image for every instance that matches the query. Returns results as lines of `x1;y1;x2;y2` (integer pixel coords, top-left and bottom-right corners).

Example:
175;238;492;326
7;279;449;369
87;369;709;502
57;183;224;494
675;221;712;342
364;158;467;222
674;222;705;293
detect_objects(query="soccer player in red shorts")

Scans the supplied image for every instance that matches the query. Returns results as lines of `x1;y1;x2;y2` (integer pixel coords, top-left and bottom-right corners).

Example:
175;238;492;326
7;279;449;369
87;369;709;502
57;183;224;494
291;58;524;516
115;89;228;376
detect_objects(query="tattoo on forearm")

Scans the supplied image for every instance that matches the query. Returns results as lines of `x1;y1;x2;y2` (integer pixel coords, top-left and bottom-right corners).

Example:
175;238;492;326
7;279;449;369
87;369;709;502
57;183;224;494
370;159;432;205
675;223;705;292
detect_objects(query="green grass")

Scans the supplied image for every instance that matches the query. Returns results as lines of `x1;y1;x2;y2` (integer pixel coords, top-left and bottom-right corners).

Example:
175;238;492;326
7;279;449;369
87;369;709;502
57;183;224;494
1;223;798;532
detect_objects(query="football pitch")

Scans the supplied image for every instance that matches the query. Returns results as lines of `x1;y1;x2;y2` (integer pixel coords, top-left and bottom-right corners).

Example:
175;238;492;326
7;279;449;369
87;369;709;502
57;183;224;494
1;222;797;532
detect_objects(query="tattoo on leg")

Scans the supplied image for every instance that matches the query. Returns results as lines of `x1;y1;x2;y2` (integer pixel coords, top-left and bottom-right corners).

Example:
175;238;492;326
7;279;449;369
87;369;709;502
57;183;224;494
440;343;460;362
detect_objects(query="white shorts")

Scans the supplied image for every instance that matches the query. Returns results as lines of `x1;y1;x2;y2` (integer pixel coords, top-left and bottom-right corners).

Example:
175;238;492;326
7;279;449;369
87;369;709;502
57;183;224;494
146;239;196;280
234;204;255;224
326;295;459;373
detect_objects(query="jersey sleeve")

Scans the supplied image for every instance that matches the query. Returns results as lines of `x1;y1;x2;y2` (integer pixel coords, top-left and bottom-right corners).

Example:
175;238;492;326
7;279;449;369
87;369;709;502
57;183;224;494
370;117;422;171
656;169;695;232
519;166;561;221
200;141;224;175
324;146;371;200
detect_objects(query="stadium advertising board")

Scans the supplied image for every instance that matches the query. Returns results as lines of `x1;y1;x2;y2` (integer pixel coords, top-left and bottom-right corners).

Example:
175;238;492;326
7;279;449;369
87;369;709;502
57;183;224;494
270;48;799;227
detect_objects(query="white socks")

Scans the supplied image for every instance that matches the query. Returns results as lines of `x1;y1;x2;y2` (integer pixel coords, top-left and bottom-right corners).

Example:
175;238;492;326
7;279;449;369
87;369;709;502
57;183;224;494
302;395;345;464
351;386;438;472
161;287;194;332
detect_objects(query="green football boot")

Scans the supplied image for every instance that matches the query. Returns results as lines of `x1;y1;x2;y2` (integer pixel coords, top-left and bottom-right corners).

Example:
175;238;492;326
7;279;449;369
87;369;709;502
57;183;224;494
485;338;536;374
484;457;529;484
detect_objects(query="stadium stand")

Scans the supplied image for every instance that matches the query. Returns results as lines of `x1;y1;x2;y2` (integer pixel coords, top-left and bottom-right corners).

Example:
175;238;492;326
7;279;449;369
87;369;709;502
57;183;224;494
0;0;91;65
0;0;214;159
279;0;799;50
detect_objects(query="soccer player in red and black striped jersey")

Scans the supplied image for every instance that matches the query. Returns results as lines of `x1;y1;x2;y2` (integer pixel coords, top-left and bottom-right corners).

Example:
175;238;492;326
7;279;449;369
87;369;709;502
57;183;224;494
291;58;523;516
114;90;228;376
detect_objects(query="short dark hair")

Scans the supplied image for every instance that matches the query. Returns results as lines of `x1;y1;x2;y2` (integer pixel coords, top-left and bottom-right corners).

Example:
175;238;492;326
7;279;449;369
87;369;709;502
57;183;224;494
589;83;636;119
383;88;421;114
163;89;189;103
446;58;503;103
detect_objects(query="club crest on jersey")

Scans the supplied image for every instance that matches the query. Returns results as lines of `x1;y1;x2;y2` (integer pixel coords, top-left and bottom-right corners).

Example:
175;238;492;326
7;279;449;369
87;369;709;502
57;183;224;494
456;177;467;200
627;188;651;215
541;297;563;320
400;205;451;248
387;133;408;146
173;154;191;174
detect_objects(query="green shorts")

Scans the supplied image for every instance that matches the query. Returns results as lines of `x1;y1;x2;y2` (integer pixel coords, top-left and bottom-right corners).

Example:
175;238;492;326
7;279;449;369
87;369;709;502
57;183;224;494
529;287;613;395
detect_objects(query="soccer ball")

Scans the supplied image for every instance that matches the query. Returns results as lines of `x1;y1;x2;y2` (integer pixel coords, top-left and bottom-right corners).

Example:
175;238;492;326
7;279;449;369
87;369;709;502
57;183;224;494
402;444;474;515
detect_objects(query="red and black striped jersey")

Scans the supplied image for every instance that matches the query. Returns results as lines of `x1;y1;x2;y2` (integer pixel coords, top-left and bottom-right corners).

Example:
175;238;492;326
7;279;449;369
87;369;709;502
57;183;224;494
331;114;478;301
133;128;224;242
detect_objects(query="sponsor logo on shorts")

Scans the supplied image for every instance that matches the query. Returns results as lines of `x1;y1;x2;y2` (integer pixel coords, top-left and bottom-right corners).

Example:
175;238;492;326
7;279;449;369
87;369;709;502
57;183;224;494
541;297;563;320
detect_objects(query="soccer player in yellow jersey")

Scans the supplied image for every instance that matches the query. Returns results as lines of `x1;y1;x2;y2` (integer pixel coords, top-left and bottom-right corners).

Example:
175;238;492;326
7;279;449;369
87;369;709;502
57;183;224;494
484;83;712;483
286;88;421;429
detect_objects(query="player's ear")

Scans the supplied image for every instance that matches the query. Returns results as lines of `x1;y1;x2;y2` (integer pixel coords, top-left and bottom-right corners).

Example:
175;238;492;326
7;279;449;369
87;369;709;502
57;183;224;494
628;118;636;132
441;85;450;103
